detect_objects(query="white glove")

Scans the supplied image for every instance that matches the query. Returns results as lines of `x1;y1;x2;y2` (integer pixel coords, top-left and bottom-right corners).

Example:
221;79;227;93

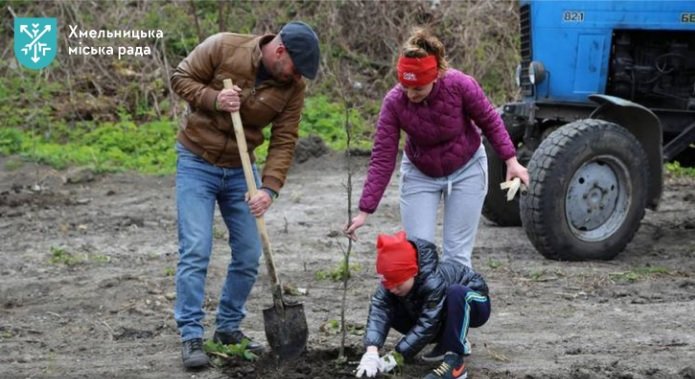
380;353;398;373
356;351;382;378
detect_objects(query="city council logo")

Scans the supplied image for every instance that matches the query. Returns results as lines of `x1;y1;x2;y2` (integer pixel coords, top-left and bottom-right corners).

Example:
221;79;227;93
14;18;57;70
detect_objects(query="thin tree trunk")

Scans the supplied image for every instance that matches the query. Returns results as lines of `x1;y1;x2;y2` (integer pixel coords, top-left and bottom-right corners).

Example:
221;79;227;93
340;104;353;360
189;0;202;43
218;2;226;33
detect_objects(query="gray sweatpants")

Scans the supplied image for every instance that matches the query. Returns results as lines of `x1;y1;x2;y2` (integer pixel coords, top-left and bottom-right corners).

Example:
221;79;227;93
399;145;488;268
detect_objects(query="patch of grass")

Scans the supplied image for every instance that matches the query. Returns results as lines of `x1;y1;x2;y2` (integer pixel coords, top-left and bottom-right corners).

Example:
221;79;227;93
204;339;258;362
0;95;372;174
300;95;372;151
666;161;695;178
49;246;82;266
315;259;361;282
0;128;23;155
487;258;503;269
320;319;340;335
388;351;405;375
48;246;111;266
319;319;365;336
609;266;672;282
164;267;175;277
0;72;57;132
0;118;178;174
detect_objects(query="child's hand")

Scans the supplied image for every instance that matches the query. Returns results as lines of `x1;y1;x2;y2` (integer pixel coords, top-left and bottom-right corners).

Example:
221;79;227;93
380;351;402;373
355;351;381;377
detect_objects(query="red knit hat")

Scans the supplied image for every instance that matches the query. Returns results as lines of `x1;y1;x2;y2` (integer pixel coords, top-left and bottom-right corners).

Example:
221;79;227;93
397;55;438;87
376;231;418;289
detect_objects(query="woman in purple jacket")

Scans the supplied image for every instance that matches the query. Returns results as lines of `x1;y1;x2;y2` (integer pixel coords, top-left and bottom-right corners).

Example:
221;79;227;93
346;28;528;269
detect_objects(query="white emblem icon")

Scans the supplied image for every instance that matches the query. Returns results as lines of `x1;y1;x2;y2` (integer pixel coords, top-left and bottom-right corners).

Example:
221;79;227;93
14;18;58;70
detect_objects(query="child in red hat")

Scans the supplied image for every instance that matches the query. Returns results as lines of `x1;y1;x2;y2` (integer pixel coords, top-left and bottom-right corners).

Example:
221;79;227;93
355;231;490;379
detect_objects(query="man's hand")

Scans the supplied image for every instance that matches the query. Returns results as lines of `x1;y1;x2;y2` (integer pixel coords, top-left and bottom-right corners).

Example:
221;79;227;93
248;190;272;217
355;351;382;378
216;85;242;113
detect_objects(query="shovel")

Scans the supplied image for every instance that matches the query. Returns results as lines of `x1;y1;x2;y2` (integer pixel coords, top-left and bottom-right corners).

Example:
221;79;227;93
223;79;308;361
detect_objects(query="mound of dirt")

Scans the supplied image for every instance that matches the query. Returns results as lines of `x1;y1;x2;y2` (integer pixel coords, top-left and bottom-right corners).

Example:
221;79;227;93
294;136;330;164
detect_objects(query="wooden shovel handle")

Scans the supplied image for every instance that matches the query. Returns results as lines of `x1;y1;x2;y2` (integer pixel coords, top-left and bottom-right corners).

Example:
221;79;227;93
223;79;284;310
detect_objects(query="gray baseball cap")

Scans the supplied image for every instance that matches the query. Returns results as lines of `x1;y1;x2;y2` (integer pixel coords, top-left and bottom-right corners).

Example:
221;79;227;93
279;21;320;80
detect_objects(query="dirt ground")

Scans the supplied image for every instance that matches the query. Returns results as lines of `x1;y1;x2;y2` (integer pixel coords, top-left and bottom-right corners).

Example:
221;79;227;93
1;150;694;379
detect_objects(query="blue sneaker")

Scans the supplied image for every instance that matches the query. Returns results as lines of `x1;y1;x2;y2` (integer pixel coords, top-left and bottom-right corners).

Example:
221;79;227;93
423;352;467;379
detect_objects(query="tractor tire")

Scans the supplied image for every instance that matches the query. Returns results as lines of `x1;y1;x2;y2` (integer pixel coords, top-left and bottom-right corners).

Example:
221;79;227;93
482;140;522;226
520;119;648;261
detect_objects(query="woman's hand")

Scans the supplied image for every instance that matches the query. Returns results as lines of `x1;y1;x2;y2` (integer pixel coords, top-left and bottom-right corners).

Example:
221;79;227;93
505;156;530;186
344;211;369;241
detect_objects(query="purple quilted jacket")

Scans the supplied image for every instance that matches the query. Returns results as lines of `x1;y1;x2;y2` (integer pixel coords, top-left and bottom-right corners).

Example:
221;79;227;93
359;69;516;214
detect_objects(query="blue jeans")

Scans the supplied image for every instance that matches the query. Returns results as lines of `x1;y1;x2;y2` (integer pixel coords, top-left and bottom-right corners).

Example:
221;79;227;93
174;143;262;342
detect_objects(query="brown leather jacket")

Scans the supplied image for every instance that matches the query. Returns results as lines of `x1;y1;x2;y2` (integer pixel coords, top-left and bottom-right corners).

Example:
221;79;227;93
171;32;306;192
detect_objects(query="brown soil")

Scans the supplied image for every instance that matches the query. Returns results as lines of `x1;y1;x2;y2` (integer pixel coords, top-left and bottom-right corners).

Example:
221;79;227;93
1;152;694;379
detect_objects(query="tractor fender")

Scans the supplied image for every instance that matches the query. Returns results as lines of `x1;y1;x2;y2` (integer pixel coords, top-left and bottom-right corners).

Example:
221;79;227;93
588;94;662;209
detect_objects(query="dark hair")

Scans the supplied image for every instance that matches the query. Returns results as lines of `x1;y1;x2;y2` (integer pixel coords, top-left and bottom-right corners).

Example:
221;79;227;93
401;27;448;72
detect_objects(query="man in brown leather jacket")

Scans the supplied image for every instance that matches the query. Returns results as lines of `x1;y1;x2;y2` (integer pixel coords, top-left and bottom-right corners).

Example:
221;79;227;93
170;21;319;369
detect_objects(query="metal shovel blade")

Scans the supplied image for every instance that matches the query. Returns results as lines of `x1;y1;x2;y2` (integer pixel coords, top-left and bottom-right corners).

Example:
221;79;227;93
263;301;308;361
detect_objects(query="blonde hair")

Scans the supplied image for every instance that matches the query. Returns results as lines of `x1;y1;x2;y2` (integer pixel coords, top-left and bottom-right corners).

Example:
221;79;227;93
401;27;448;72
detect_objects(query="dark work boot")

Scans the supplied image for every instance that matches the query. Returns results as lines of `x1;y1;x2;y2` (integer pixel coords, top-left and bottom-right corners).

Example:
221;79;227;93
213;330;265;354
181;338;208;369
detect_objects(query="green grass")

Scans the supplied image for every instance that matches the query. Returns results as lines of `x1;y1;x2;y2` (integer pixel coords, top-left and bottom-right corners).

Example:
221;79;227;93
0;119;177;175
0;96;372;175
609;266;672;282
666;161;695;178
487;258;503;269
315;259;361;282
48;246;111;266
204;339;258;362
300;95;372;151
49;247;82;266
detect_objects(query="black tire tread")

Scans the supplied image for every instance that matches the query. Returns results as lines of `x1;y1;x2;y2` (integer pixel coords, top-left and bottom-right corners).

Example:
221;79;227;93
482;140;522;227
520;119;648;260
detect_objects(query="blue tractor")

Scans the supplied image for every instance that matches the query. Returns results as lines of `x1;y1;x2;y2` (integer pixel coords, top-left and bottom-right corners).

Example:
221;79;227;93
483;0;695;260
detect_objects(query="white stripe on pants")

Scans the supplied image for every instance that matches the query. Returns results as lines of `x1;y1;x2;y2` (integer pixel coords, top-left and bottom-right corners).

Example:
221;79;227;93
399;145;487;268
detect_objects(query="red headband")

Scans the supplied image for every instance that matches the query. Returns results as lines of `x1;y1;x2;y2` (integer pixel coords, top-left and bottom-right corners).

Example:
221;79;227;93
376;231;418;289
397;55;438;87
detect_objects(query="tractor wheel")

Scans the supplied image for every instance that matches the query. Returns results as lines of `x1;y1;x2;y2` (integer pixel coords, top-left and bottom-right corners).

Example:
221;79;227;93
520;119;648;260
482;139;522;226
